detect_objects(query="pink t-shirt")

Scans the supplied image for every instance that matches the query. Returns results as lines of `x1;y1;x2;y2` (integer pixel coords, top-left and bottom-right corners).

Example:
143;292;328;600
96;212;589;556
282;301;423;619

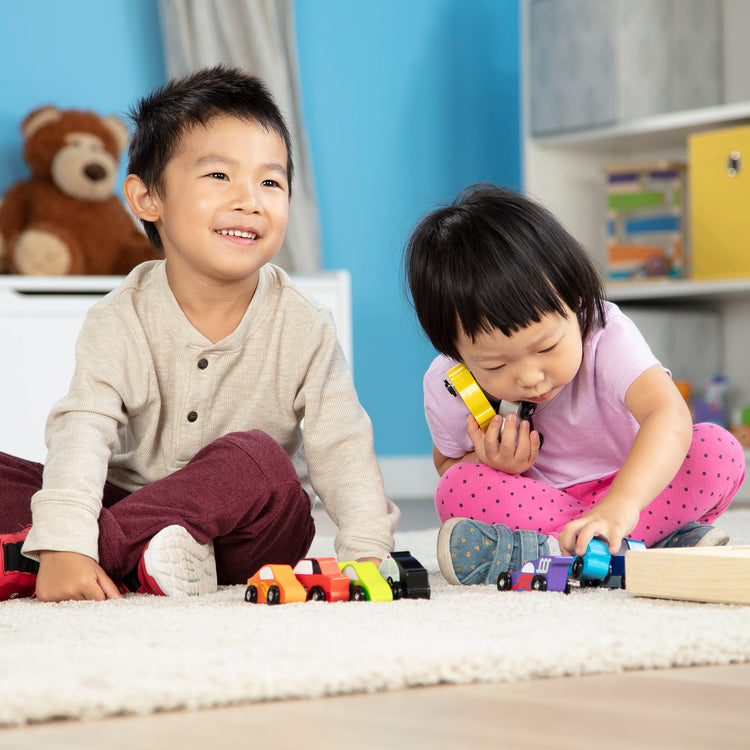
423;302;663;488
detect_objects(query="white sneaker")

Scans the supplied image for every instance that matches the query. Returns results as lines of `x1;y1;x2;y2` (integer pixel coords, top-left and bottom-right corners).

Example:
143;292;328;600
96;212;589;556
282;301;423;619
137;525;217;596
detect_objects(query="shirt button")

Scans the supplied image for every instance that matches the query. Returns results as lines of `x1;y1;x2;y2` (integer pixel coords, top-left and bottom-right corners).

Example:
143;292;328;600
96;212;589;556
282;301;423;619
187;411;198;423
197;358;208;370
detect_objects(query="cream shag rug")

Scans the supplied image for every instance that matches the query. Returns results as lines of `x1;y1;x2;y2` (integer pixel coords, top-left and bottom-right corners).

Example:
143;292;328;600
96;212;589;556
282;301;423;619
3;509;750;727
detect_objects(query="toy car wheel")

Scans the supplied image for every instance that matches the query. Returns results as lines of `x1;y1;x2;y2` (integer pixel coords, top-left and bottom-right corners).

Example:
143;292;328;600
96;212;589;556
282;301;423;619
307;585;326;602
350;584;367;601
266;584;281;605
388;578;403;600
496;572;512;591
570;556;584;579
602;567;612;586
244;585;258;603
531;575;547;592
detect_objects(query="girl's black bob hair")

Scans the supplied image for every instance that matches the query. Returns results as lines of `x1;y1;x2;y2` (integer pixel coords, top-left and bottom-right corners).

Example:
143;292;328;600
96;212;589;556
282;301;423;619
405;184;606;360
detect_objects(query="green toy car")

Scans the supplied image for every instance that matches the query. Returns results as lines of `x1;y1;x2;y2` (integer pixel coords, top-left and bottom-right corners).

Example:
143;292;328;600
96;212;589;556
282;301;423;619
338;561;393;602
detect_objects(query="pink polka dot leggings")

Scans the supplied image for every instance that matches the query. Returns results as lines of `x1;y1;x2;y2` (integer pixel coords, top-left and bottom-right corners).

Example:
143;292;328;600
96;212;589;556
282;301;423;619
435;423;745;547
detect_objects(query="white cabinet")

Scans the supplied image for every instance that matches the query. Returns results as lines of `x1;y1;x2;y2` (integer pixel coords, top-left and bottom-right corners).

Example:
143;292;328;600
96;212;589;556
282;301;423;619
0;277;120;462
0;271;352;463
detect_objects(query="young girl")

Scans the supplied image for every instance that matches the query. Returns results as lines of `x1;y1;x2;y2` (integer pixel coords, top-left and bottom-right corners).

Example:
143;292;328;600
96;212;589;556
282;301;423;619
405;184;744;586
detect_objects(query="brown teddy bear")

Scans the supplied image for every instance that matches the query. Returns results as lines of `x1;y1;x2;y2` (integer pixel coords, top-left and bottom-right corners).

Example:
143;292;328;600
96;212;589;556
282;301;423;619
0;106;157;275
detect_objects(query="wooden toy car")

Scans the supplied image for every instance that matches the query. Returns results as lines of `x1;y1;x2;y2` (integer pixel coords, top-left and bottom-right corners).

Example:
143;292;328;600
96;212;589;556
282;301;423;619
444;363;543;445
244;564;307;604
569;538;612;586
444;362;497;431
293;557;351;602
378;551;431;599
607;538;647;588
338;561;393;602
497;555;574;594
569;537;646;588
497;537;647;595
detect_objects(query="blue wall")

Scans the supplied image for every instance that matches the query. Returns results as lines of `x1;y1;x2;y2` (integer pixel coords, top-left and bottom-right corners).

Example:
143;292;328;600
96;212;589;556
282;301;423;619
0;0;521;458
296;0;522;455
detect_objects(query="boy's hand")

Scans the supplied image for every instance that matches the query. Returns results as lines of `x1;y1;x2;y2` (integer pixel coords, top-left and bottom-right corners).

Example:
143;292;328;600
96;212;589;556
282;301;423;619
558;497;641;557
467;412;540;475
35;550;123;602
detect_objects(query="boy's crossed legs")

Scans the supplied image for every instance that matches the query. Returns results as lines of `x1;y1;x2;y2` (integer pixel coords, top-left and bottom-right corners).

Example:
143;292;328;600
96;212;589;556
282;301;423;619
0;430;315;599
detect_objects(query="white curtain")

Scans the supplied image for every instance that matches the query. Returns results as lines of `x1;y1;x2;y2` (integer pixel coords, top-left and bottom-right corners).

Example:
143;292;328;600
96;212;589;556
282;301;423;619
157;0;321;273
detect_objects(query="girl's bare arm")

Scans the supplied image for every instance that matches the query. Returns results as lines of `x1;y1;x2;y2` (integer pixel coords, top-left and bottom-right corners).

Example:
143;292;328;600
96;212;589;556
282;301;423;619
559;365;693;555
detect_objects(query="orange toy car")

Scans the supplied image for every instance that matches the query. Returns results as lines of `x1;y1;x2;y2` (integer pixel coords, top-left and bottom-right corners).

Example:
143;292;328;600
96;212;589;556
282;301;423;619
244;564;307;604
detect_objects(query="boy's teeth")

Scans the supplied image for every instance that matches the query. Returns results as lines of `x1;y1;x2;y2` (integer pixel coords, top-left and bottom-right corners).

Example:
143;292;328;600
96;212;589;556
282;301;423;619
219;229;257;239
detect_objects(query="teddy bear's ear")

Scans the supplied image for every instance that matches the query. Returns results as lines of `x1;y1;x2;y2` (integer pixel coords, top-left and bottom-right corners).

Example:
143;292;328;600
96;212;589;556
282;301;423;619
22;106;61;140
102;116;129;154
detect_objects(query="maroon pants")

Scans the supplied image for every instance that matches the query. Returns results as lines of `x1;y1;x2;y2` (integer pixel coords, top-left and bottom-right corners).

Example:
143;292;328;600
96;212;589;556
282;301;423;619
0;430;316;585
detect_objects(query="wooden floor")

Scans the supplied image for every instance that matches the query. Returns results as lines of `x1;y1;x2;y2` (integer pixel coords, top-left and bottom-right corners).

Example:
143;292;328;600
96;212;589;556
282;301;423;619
1;663;749;749
3;499;749;749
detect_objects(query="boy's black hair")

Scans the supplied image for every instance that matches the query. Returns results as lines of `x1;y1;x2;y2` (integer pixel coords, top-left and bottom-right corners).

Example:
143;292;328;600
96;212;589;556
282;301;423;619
127;65;294;251
405;184;606;360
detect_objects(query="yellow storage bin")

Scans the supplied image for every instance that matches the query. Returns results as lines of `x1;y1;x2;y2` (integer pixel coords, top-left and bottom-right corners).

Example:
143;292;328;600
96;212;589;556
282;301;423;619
689;125;750;279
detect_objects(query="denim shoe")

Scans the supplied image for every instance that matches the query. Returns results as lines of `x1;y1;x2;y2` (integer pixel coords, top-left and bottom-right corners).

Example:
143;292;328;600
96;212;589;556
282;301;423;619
1;529;39;600
437;518;549;586
137;525;217;596
651;522;730;549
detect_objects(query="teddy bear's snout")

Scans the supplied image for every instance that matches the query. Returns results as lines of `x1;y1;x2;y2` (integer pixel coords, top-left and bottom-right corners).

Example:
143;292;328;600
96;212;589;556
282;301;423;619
83;163;108;182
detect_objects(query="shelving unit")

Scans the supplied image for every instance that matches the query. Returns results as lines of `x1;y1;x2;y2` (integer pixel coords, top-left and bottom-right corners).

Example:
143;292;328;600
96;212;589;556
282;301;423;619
522;1;750;274
523;93;750;411
607;277;750;304
534;100;750;151
521;0;750;499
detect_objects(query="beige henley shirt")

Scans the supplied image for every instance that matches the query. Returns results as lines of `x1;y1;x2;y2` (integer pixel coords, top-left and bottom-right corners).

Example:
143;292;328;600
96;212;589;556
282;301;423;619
23;261;399;563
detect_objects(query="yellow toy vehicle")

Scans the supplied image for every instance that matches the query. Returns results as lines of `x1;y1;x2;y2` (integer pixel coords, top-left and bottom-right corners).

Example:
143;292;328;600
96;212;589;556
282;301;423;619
444;363;542;446
444;363;496;431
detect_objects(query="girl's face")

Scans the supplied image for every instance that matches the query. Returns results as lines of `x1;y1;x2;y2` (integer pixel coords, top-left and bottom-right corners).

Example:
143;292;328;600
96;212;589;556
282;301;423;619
455;305;583;405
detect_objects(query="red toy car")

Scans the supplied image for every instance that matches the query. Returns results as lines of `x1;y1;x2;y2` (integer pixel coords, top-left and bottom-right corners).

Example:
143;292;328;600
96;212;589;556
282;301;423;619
293;557;351;602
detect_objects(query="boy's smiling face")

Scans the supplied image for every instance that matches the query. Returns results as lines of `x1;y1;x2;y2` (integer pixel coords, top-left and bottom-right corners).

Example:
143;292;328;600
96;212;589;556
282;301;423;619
139;114;290;288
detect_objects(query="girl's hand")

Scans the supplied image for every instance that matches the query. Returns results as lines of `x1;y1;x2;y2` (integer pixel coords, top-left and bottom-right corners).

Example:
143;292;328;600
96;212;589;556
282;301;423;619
35;550;123;602
558;496;641;557
466;412;541;475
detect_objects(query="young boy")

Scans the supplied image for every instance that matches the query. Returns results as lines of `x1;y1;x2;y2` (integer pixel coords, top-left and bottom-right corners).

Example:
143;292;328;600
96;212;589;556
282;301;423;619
0;66;399;602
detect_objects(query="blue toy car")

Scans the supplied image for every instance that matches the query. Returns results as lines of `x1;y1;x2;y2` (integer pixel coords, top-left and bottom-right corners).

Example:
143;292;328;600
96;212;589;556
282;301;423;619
497;537;645;595
569;538;612;586
607;538;647;588
569;538;647;588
